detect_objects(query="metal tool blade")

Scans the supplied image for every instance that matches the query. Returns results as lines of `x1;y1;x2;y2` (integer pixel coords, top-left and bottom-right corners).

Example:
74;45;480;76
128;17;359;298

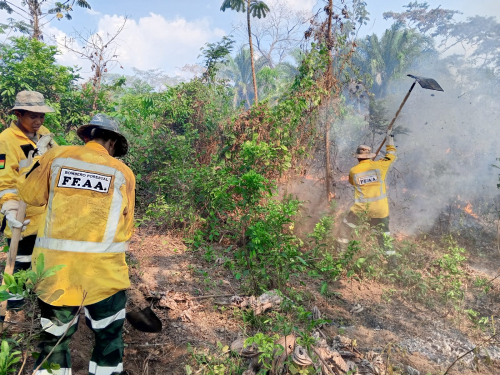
126;307;163;333
407;74;444;91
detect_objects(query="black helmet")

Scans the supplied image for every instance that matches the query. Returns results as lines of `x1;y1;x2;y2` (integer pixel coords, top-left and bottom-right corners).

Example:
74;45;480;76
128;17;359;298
77;114;128;157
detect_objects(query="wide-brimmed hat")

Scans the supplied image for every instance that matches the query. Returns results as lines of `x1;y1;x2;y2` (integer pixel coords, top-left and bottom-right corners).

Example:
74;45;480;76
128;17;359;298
11;91;55;113
77;114;128;157
355;145;375;159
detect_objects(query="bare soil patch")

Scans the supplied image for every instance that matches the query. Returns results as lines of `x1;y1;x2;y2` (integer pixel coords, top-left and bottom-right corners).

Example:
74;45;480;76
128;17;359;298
3;229;500;374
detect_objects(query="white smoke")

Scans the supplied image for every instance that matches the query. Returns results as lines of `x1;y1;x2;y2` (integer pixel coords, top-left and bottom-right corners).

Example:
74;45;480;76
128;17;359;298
285;49;500;240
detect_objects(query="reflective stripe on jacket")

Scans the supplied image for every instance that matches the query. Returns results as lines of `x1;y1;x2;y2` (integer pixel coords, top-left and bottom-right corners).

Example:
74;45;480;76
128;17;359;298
0;121;55;237
17;141;135;306
348;144;397;218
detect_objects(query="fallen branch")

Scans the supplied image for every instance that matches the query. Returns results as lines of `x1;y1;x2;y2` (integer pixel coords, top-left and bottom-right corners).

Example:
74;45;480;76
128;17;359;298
190;294;234;300
17;303;36;375
443;332;500;375
317;328;327;339
126;342;171;347
488;270;500;284
312;347;339;375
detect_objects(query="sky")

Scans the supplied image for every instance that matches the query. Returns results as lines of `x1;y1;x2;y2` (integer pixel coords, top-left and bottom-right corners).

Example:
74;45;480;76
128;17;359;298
1;0;499;77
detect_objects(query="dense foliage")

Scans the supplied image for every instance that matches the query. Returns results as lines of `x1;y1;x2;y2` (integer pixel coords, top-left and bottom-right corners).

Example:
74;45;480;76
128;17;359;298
0;0;498;297
0;32;337;294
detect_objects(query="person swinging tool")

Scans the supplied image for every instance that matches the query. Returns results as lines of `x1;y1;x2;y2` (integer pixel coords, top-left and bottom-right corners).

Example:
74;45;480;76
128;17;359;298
0;91;57;327
18;114;135;375
337;131;397;264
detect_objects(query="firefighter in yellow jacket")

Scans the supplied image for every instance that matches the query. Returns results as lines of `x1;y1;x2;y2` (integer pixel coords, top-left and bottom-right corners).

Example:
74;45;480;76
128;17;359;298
0;91;56;312
337;132;397;260
18;114;135;375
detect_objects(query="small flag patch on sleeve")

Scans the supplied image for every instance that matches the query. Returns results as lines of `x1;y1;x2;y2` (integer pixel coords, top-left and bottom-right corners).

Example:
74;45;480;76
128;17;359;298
0;154;5;169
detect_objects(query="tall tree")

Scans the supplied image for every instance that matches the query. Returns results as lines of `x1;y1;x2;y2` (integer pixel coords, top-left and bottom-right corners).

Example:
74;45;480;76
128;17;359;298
305;0;370;202
0;0;91;40
354;24;435;97
385;4;500;80
0;37;78;129
221;48;253;108
383;2;460;37
234;0;308;68
219;47;266;108
61;18;127;111
440;16;500;73
220;0;270;104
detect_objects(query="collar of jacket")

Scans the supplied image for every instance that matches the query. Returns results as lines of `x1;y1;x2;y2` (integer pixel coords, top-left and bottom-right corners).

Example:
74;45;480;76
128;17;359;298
85;140;111;155
359;160;372;164
9;121;37;142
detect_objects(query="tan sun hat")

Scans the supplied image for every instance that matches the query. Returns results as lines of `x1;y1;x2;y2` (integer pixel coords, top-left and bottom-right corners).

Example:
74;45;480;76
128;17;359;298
11;91;55;113
355;145;375;159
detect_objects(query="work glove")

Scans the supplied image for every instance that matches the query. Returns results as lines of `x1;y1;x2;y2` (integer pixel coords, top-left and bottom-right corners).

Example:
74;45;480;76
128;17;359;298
5;213;30;232
1;200;19;216
386;132;395;147
36;134;55;156
1;201;29;233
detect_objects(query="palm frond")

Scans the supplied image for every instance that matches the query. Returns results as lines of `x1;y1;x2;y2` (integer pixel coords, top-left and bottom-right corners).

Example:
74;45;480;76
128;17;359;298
75;0;91;9
250;1;269;19
0;1;13;14
354;22;438;97
220;0;246;13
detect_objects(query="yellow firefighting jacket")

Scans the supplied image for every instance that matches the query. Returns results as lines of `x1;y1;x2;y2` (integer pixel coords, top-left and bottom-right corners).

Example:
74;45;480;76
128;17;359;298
0;121;55;238
348;144;397;219
18;141;135;306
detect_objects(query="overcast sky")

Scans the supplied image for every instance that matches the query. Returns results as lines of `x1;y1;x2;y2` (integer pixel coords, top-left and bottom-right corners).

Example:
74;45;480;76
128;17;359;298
1;0;499;77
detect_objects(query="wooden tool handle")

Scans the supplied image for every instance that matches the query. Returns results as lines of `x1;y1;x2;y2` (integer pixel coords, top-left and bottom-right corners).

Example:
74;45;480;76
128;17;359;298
4;202;28;275
0;201;28;332
372;81;417;160
0;152;33;331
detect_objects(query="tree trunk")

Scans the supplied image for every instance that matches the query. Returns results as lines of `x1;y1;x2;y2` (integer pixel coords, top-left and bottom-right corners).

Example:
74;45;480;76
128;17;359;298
244;87;251;108
325;117;333;202
92;65;102;113
324;0;334;202
30;0;42;40
247;0;259;104
325;0;334;88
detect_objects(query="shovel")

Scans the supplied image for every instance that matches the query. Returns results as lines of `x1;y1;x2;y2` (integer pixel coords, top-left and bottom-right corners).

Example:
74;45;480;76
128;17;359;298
125;287;162;333
126;307;162;333
372;74;444;160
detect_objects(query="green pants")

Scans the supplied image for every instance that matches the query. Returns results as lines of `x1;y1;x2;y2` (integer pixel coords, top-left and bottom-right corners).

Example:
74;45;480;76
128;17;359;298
7;235;37;310
35;291;126;375
337;211;392;254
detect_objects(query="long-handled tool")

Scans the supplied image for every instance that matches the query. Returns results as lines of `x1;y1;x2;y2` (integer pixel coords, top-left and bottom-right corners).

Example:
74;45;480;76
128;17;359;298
0;199;28;333
0;151;35;333
372;74;444;160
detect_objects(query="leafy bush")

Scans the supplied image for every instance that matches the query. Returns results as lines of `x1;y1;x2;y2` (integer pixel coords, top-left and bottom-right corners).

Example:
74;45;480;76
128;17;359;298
0;37;79;133
0;254;65;303
0;340;21;375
